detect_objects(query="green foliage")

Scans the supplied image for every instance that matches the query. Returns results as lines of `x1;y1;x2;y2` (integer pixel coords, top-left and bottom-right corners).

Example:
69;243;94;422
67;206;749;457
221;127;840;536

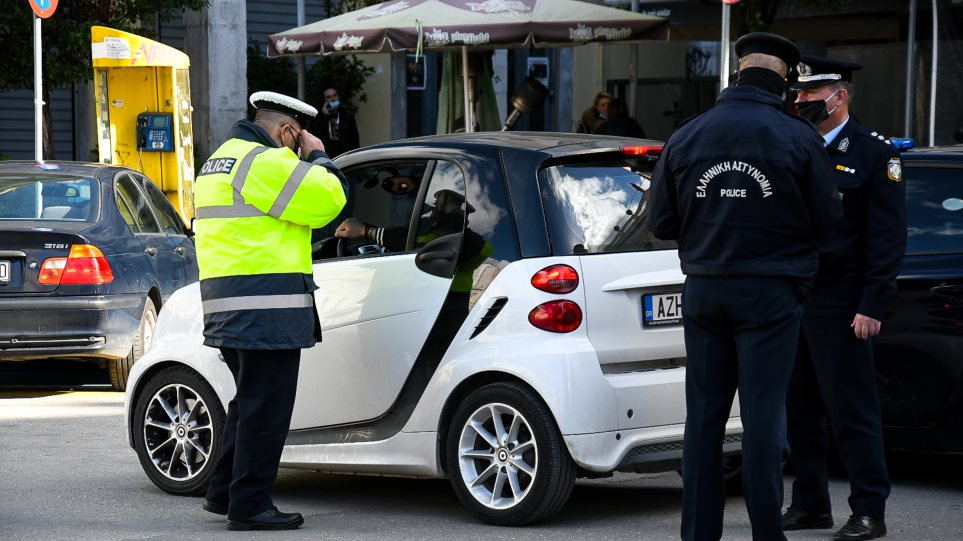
247;42;375;116
246;41;298;117
738;0;852;32
0;1;208;91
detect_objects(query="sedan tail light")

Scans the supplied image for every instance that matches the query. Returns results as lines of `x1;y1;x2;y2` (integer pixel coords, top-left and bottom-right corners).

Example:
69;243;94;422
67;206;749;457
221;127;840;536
39;244;114;285
531;264;579;294
528;300;583;333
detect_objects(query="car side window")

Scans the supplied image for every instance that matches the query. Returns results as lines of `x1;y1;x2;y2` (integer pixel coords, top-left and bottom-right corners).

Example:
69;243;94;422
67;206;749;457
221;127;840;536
414;160;467;249
115;173;161;234
136;174;186;235
336;160;431;253
905;165;963;254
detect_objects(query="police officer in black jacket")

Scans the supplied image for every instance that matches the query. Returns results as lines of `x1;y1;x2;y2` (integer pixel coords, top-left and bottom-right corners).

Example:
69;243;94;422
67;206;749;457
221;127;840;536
647;33;842;541
782;56;906;541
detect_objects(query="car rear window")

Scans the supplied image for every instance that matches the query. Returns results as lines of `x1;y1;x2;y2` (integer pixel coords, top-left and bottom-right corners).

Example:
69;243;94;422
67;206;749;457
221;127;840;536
538;158;677;255
0;174;98;222
905;164;963;254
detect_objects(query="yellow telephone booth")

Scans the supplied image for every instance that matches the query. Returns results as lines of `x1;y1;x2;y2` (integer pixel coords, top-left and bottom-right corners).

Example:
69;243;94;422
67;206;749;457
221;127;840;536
91;26;195;223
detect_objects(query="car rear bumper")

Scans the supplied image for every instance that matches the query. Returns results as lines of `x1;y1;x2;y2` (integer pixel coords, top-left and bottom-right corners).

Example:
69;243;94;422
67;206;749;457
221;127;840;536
564;419;743;473
0;294;144;360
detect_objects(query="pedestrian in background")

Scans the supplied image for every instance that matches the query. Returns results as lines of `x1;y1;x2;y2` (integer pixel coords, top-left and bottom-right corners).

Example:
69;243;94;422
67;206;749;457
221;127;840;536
309;87;360;158
647;33;842;541
193;91;347;530
595;97;647;138
576;91;612;133
783;56;906;541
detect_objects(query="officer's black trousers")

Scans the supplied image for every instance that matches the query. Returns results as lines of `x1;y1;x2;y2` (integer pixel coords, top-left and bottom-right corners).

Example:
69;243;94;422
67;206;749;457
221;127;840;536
205;347;301;520
787;279;890;519
680;276;803;541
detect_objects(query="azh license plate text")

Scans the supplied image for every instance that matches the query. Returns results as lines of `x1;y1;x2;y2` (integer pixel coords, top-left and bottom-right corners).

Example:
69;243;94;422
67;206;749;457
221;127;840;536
643;292;682;327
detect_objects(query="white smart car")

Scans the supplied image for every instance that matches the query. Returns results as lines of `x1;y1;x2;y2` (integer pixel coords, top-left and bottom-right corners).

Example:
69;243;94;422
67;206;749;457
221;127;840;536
123;132;743;525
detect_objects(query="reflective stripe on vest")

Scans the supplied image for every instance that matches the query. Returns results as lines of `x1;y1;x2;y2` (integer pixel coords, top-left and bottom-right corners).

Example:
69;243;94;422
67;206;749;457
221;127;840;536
202;293;314;314
195;146;314;221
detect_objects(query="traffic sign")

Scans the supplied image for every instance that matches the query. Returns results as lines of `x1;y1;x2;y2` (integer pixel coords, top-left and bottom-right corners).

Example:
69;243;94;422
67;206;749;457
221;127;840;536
28;0;59;19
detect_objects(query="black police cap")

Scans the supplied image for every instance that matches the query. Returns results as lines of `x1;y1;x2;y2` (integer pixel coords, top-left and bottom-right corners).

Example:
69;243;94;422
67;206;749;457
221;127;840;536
792;55;863;90
734;32;801;70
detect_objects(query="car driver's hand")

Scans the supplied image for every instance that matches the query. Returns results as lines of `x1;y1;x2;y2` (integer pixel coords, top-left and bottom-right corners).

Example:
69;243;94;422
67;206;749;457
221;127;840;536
851;313;881;341
299;129;326;157
335;217;366;239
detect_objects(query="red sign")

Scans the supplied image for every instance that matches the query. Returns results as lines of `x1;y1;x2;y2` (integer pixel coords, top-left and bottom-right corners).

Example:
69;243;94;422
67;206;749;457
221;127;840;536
28;0;59;19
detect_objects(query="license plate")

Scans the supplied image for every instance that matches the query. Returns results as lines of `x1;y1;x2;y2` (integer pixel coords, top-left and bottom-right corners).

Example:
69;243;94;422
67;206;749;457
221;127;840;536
643;292;682;327
0;260;9;284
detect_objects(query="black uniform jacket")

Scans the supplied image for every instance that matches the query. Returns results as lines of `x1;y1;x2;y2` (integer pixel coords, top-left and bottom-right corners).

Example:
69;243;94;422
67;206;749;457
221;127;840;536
647;85;842;280
817;119;906;319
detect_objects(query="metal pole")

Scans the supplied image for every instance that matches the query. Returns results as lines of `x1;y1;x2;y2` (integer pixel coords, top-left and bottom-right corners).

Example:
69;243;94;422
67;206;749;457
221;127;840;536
297;0;306;100
720;3;731;92
34;14;44;164
905;0;917;137
628;0;639;117
462;46;474;133
929;0;937;147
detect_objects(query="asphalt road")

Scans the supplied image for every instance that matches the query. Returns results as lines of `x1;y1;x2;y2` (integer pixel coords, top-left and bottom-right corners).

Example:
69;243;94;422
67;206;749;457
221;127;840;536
0;373;961;540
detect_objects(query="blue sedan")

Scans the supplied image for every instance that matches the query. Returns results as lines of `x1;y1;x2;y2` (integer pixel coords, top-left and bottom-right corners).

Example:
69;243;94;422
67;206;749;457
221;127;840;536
0;161;198;390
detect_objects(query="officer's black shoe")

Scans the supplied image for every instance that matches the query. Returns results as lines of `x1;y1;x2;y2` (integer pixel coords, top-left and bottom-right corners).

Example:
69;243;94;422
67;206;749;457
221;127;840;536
782;506;834;530
202;499;228;515
832;515;887;540
227;507;304;531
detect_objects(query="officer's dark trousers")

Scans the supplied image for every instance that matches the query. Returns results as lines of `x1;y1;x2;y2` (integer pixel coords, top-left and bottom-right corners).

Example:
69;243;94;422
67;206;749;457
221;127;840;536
787;279;890;519
205;347;301;520
680;276;803;541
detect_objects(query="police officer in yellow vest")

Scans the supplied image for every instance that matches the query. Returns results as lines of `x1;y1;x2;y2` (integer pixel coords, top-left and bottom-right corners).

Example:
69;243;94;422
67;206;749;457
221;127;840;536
195;91;346;531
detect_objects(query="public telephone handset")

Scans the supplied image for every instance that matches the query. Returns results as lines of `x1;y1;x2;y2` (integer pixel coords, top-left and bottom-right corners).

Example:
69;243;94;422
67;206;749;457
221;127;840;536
136;112;174;152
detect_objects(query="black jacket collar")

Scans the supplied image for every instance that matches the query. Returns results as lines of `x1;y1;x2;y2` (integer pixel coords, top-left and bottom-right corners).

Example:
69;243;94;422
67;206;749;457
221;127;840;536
228;119;280;148
716;85;785;110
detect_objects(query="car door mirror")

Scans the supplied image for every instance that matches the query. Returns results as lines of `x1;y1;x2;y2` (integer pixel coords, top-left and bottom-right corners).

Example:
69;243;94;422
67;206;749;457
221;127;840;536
415;232;461;278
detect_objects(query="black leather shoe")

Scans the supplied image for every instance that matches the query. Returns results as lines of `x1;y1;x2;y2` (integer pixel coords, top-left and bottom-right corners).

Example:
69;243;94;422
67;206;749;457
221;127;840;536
202;499;227;515
783;506;834;530
833;515;887;540
227;507;304;531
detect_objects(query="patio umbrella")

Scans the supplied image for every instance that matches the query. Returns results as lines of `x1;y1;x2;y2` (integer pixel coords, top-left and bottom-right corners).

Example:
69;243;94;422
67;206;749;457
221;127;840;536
267;0;669;133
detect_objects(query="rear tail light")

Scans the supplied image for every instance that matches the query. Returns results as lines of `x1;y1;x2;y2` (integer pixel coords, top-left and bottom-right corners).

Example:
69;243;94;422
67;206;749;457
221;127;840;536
39;244;114;285
622;145;663;157
528;300;583;333
531;264;579;294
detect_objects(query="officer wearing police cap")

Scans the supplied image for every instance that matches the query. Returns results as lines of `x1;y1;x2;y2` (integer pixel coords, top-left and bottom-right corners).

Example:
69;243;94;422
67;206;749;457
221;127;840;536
783;56;905;540
194;91;347;530
648;33;841;541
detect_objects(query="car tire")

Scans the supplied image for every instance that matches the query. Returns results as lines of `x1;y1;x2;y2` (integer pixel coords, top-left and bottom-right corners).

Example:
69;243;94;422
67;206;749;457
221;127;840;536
132;365;225;496
446;382;576;526
109;299;157;391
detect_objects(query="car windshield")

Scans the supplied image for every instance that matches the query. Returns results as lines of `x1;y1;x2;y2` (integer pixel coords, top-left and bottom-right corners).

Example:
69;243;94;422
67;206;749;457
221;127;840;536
0;174;98;223
538;157;677;255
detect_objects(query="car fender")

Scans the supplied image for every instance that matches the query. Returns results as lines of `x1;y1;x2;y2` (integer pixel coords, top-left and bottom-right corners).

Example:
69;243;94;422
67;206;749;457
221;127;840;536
402;258;620;437
123;282;234;446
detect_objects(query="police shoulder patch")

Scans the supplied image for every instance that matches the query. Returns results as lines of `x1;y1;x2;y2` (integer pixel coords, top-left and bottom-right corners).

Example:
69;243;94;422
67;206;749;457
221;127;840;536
887;157;902;182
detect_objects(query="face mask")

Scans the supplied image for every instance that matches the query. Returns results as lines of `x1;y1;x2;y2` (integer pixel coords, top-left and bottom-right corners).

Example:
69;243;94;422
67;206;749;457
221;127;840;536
285;126;301;157
598;113;608;121
796;90;840;125
327;99;340;110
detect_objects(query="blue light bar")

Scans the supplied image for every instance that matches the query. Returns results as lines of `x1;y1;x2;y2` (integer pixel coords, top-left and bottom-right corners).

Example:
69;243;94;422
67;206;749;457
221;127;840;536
890;138;915;150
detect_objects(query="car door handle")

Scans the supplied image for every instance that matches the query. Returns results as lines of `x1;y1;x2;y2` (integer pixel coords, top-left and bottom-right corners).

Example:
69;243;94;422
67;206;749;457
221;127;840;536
930;284;963;300
144;247;158;256
174;246;186;255
415;250;456;262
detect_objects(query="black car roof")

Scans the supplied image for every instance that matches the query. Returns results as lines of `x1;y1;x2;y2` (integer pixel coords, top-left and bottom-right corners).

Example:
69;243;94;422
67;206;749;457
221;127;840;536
903;144;963;162
341;132;663;158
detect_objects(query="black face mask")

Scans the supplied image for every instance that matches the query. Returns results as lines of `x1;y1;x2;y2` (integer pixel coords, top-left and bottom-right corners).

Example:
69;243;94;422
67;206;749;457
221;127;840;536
796;90;840;125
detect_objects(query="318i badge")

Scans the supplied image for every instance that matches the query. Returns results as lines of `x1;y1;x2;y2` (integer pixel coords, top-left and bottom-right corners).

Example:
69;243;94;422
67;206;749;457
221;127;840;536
643;292;682;326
